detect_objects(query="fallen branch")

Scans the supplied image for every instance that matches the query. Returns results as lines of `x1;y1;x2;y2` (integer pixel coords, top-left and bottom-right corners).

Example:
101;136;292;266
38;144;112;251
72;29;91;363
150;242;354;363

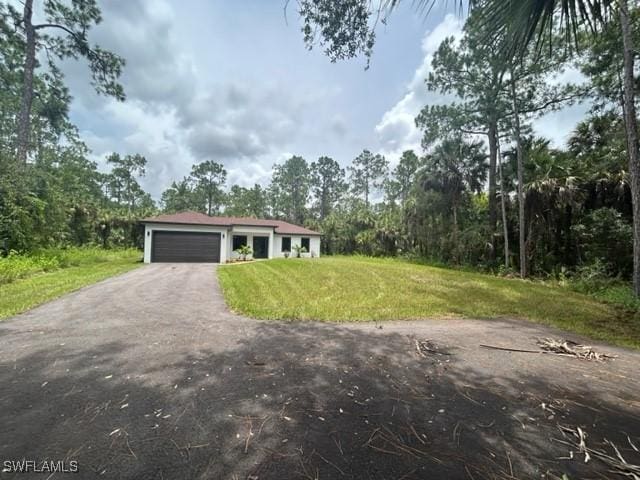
313;450;347;476
537;338;616;361
480;344;541;354
558;425;640;479
244;418;254;453
479;338;616;361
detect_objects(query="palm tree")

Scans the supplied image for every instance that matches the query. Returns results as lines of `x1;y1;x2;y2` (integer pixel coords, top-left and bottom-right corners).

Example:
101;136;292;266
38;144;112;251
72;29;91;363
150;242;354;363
523;138;584;272
480;0;639;293
431;0;637;285
421;137;488;262
300;0;639;292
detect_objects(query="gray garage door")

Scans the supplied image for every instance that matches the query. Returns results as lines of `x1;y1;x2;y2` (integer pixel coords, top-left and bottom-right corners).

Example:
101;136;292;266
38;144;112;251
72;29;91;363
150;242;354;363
151;231;221;263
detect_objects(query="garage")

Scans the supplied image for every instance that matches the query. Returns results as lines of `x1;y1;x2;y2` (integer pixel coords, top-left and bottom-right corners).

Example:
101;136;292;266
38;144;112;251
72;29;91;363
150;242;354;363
151;231;221;263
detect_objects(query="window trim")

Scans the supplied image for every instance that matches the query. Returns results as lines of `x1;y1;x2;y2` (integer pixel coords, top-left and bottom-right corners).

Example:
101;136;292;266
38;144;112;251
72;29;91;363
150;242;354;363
232;235;248;251
281;236;291;252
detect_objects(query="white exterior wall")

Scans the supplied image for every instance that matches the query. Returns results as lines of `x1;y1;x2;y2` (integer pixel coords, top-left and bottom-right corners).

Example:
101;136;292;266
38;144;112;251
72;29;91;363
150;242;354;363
143;223;229;263
309;236;321;257
143;223;321;263
273;235;321;258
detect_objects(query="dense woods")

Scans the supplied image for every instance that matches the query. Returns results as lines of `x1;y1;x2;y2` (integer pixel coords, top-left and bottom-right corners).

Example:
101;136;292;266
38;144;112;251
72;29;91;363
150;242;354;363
0;0;638;288
296;0;640;292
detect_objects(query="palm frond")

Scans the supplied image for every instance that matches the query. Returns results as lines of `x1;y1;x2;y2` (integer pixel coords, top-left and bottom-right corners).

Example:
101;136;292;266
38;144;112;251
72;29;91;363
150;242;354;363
471;0;613;55
403;0;613;54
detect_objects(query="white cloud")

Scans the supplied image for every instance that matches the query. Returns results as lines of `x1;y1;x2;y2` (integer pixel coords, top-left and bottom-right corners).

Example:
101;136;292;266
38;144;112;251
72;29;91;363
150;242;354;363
64;1;338;198
374;14;463;166
67;1;563;201
374;14;590;168
80;100;194;195
532;66;589;147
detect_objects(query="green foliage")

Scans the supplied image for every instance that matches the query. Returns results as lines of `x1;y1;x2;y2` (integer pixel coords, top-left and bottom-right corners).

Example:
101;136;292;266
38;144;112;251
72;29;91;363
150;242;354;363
291;244;307;258
310;156;346;219
349;149;388;206
573;208;633;276
0;5;154;254
161;178;200;213
294;0;638;291
234;244;253;260
190;160;227;215
0;246;140;285
30;0;126;100
385;150;420;204
0;0;636;311
298;0;376;66
296;1;613;64
105;153;148;210
225;184;268;218
585;283;640;312
579;8;640;111
0;249;140;319
270;156;310;224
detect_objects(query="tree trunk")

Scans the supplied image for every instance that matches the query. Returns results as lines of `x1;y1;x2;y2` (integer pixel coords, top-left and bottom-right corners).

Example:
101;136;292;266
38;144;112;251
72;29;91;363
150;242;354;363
510;65;526;278
452;196;459;263
497;140;509;269
364;176;369;207
487;122;498;258
619;0;640;296
16;0;36;164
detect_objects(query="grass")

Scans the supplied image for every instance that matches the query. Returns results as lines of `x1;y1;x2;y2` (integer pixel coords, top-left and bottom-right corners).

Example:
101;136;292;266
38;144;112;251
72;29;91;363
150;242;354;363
217;256;640;348
0;248;142;319
570;281;640;312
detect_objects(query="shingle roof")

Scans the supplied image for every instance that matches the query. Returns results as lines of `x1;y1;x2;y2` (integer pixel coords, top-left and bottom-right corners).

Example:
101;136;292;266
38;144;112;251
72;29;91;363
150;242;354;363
141;211;321;236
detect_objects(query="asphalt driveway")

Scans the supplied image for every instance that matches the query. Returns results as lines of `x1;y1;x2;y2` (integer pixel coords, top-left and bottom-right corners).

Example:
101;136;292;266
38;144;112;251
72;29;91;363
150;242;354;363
0;264;638;479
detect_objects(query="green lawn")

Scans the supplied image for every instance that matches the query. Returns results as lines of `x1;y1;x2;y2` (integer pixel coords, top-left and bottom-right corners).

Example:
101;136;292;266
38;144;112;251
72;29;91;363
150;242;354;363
0;249;142;319
217;256;640;348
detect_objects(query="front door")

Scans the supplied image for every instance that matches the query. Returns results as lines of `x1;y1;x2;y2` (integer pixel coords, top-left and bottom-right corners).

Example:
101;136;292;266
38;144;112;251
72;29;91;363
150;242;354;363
252;236;269;259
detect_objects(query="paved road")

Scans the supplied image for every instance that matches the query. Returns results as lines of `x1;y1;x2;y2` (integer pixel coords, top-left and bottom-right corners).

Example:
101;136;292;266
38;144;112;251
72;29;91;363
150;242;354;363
0;264;638;479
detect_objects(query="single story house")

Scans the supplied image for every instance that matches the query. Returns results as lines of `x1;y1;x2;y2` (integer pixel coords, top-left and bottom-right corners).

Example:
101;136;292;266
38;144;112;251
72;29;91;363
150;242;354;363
140;211;321;263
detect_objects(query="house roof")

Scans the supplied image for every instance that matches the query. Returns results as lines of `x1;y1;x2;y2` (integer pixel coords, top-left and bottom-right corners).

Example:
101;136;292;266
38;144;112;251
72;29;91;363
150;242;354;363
141;211;321;236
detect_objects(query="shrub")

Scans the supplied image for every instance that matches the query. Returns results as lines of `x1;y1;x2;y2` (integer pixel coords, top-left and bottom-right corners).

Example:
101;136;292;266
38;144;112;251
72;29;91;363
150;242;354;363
569;259;616;293
292;244;307;258
573;208;633;278
0;247;140;285
234;245;253;261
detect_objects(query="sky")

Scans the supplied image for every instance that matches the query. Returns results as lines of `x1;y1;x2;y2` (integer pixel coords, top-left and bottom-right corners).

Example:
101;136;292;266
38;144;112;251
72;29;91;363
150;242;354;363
55;0;589;200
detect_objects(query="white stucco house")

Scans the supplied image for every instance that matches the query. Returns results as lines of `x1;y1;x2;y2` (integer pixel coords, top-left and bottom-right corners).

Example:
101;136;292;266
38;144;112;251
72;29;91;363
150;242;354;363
140;211;321;263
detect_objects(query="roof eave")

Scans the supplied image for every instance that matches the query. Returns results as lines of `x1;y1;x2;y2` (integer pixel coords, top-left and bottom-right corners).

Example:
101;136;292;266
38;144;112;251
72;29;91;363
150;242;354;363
141;218;322;236
275;231;322;236
141;220;231;227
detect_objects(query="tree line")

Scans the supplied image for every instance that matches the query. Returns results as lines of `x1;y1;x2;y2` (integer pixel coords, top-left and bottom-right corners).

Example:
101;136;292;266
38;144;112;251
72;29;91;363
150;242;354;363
0;0;636;287
0;0;138;251
160;4;636;282
297;0;639;288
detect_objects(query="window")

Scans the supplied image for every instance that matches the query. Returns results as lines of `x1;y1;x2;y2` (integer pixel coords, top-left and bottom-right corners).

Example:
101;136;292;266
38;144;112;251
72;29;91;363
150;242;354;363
232;235;247;250
301;237;310;252
281;237;291;252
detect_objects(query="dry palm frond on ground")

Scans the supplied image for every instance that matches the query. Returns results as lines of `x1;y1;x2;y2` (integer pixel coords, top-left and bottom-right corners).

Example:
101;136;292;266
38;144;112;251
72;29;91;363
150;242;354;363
537;338;616;361
556;425;640;480
480;338;616;361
